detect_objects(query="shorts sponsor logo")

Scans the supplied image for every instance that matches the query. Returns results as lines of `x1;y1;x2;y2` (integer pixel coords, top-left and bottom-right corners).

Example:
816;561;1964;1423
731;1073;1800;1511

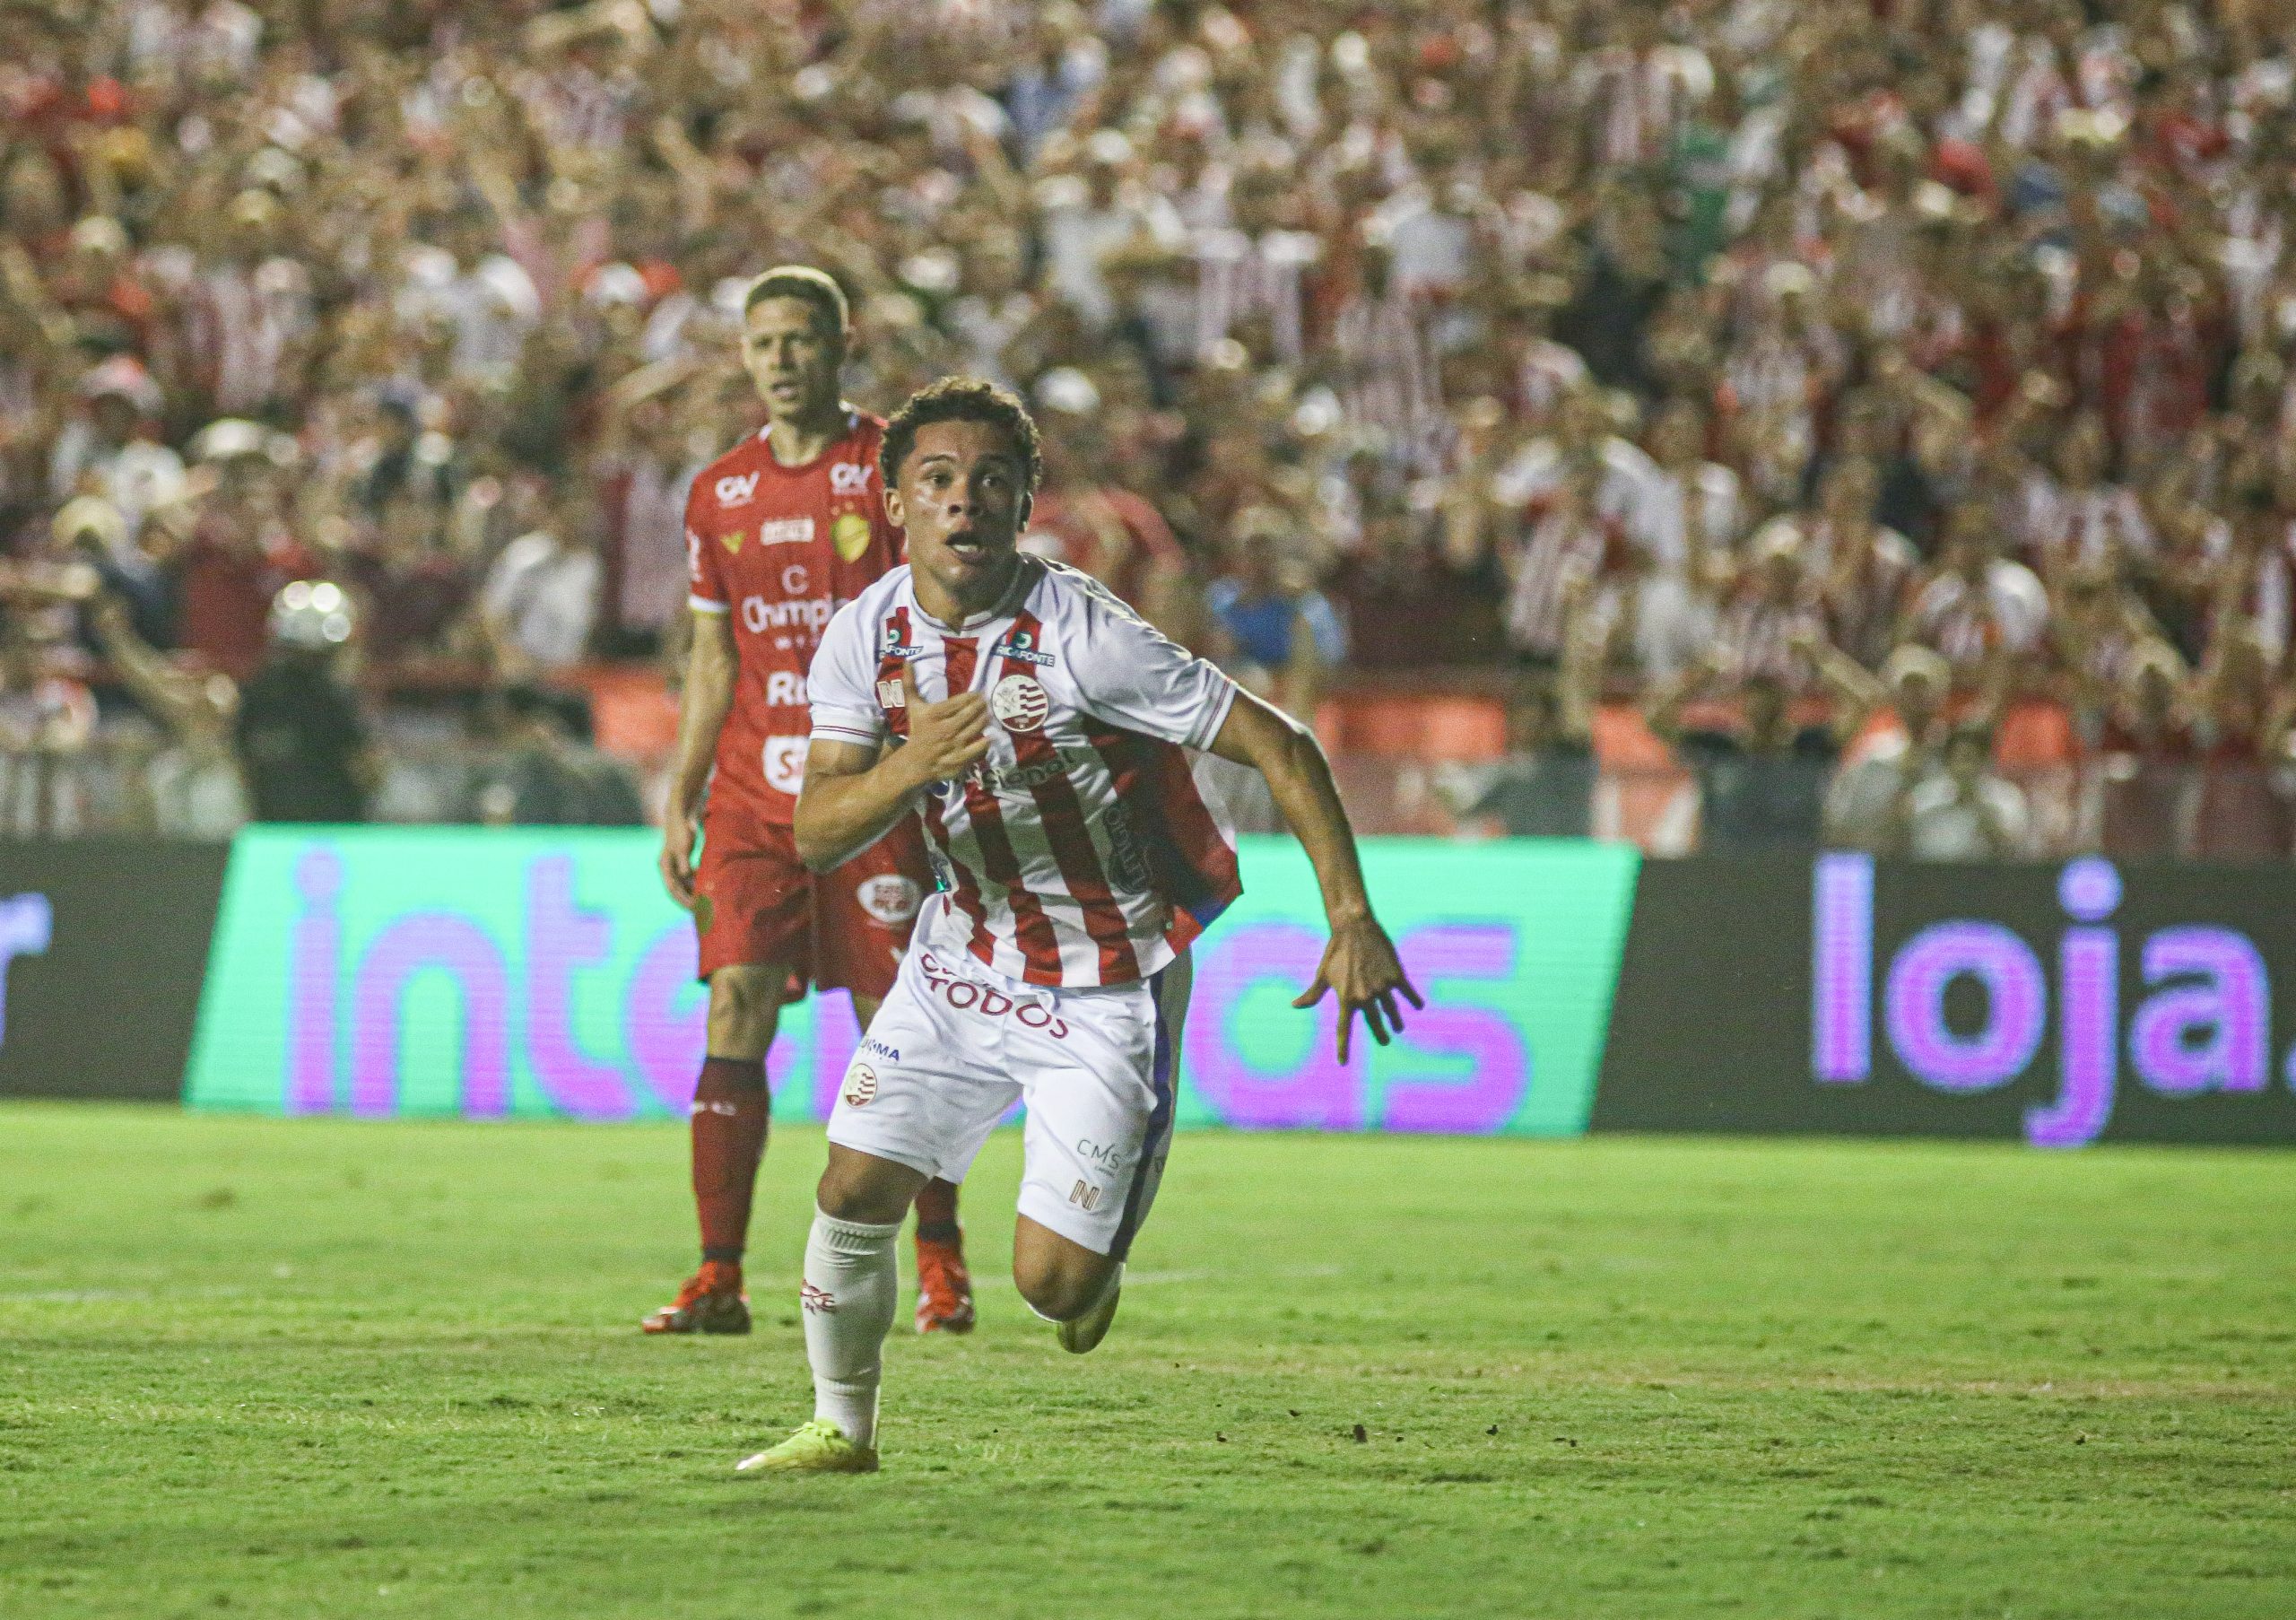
990;673;1050;733
993;629;1056;666
831;510;872;562
763;736;808;794
1074;1137;1129;1173
800;1281;837;1313
918;949;1069;1038
841;1063;878;1107
1068;1180;1102;1212
856;875;922;927
715;472;760;507
830;462;874;496
859;1037;901;1063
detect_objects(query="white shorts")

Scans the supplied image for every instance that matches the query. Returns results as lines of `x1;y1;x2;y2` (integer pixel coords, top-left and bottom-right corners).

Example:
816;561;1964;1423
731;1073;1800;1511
826;940;1191;1258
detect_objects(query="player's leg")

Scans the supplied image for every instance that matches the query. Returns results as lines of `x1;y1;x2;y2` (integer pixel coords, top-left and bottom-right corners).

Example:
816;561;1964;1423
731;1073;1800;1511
645;838;809;1335
642;962;789;1334
741;946;1014;1473
821;823;976;1333
1010;952;1189;1354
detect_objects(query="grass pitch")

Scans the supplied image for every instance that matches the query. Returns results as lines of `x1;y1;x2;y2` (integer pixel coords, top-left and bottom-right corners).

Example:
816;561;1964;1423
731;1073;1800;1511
1;1105;2291;1619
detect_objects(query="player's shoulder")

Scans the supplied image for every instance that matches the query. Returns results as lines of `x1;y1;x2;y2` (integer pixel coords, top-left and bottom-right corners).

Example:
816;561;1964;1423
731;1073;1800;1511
1030;558;1148;632
696;427;772;483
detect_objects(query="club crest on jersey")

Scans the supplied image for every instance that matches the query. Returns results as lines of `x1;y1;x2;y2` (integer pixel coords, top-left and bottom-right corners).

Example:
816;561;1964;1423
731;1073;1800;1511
855;875;922;926
994;629;1057;666
831;510;872;562
990;672;1051;733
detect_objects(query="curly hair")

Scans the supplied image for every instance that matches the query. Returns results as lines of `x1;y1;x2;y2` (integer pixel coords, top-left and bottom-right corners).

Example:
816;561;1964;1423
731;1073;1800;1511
878;375;1043;496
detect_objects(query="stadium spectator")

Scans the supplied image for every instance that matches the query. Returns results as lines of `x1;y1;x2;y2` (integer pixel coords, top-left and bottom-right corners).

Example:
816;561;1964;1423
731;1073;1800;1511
1446;599;1603;840
1901;722;2033;861
237;582;373;824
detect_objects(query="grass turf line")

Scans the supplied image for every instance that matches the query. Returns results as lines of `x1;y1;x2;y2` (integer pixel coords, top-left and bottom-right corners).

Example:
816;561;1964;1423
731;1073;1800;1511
0;1103;2291;1619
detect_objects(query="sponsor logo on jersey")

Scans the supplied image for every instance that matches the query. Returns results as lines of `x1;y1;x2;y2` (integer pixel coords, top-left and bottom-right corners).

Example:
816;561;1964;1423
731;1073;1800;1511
993;629;1056;666
720;528;744;553
980;754;1076;795
757;516;814;546
829;461;874;495
841;1063;878;1108
990;673;1050;733
762;736;808;795
741;595;832;633
916;949;1070;1038
781;563;809;595
876;676;907;710
1102;801;1152;891
715;472;760;507
880;620;922;658
765;671;806;706
831;510;873;562
855;875;922;928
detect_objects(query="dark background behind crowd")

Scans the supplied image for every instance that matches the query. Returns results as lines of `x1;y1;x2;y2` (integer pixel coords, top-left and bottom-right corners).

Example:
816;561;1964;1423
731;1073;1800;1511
4;0;2294;858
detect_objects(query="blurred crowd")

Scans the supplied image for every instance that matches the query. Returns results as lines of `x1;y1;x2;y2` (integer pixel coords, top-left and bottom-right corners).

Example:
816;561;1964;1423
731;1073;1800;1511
3;0;2295;854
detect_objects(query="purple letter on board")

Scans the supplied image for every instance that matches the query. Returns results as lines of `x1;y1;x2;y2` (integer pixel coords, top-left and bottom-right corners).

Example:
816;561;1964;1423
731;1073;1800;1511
2129;928;2269;1095
288;846;342;1114
349;915;510;1119
1813;853;1873;1083
1884;921;2045;1091
1379;925;1526;1134
524;857;632;1119
1187;923;1360;1129
624;923;706;1112
2027;927;2116;1147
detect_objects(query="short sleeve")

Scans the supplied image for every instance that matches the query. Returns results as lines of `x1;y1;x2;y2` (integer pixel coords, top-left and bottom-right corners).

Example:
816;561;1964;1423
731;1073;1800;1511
685;478;728;614
807;599;886;749
1073;590;1239;751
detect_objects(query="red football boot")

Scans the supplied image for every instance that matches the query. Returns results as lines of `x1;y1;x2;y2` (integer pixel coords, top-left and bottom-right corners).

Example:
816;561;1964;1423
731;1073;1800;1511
913;1231;976;1335
641;1259;752;1334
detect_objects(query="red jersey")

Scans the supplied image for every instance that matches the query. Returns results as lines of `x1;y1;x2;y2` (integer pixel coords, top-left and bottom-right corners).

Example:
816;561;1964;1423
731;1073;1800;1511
685;408;903;834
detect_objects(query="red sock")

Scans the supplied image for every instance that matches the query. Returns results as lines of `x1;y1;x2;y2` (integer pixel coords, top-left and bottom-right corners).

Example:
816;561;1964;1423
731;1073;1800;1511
691;1055;769;1265
913;1177;960;1242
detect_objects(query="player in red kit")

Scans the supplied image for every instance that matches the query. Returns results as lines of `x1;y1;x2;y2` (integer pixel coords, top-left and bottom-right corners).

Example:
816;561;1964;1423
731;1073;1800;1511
647;266;975;1337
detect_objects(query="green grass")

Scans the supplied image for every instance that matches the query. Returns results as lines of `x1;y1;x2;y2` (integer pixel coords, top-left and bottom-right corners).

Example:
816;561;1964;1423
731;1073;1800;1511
1;1105;2292;1619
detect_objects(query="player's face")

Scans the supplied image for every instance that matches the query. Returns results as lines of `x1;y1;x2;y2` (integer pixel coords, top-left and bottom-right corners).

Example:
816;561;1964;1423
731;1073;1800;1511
742;297;844;423
887;419;1031;613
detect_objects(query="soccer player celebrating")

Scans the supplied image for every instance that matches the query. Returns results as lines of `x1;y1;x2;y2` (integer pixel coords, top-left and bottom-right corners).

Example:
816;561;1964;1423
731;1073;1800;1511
738;378;1419;1473
648;267;976;1337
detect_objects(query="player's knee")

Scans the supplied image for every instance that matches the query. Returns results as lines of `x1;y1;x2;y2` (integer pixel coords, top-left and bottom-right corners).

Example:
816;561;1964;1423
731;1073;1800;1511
708;968;782;1052
814;1155;918;1227
1013;1255;1112;1322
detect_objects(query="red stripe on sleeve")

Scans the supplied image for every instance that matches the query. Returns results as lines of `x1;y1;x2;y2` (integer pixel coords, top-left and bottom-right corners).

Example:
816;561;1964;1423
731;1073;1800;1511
947;636;1066;982
1001;613;1140;982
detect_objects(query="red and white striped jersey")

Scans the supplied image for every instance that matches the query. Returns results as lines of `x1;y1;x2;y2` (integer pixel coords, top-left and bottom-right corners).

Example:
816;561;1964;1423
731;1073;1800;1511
809;557;1242;989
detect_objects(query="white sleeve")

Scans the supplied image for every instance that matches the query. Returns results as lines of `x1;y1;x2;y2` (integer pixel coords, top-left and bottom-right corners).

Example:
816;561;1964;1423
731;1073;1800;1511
1072;591;1239;751
806;600;886;749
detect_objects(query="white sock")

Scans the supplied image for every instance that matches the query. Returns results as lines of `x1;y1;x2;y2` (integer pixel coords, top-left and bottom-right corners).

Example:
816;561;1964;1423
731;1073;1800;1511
801;1210;900;1448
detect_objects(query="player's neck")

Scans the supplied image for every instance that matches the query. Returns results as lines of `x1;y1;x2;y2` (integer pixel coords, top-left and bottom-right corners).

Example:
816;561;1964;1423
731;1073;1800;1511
761;401;844;468
912;553;1027;630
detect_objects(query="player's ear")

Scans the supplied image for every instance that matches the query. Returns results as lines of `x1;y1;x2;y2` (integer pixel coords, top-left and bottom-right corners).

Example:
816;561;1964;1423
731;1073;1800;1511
1016;489;1032;529
883;480;906;531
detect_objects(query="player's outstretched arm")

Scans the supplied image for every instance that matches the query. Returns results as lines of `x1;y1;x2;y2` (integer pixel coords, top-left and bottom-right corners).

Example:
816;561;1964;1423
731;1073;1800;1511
659;610;738;909
1209;690;1422;1063
793;664;988;873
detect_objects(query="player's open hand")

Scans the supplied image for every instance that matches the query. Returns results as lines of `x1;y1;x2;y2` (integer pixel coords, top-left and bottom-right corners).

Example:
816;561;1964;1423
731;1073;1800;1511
1293;915;1423;1064
896;661;991;788
659;809;700;910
